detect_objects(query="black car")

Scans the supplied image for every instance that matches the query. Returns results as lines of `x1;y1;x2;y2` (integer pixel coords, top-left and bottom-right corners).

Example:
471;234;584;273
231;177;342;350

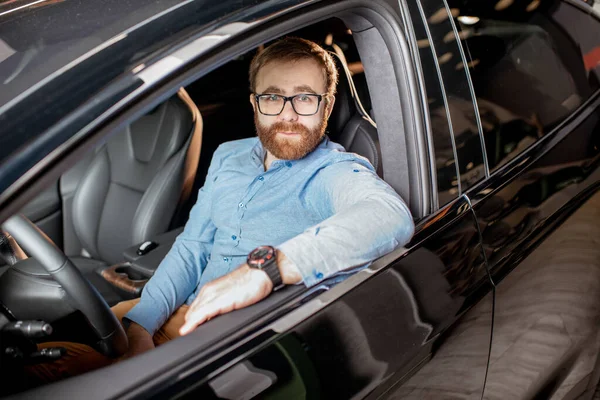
0;0;599;398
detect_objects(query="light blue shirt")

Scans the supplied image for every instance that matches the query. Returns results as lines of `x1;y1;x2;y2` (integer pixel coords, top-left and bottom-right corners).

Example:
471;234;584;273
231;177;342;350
125;136;414;335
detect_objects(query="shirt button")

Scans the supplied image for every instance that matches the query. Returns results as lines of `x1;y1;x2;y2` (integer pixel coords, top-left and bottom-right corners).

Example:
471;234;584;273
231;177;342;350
223;257;228;262
231;235;237;240
258;176;264;181
238;202;244;208
285;161;292;167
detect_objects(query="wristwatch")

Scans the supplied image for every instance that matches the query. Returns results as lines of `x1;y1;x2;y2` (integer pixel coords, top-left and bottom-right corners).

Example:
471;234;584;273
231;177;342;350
247;245;284;291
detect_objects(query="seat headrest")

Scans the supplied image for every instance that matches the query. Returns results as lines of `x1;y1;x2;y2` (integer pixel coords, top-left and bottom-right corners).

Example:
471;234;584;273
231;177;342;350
328;57;355;137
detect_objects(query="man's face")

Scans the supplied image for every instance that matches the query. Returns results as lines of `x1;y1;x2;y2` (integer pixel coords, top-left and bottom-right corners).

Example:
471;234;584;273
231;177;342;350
251;58;334;160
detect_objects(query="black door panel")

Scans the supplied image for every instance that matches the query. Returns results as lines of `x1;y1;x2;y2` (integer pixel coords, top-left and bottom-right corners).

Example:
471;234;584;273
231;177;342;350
482;193;600;400
472;102;600;283
450;1;600;394
388;291;493;399
471;88;600;400
172;197;493;399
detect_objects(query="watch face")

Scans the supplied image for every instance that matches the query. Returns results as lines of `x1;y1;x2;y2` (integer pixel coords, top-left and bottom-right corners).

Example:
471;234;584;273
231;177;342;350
248;245;275;268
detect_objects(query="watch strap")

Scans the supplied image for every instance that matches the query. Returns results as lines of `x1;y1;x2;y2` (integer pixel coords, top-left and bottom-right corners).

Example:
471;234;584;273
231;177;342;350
262;257;284;291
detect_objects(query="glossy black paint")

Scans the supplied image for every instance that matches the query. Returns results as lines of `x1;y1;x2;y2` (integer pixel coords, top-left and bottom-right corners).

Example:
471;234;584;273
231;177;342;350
471;97;600;399
0;0;599;399
453;1;600;397
472;99;600;282
149;196;492;399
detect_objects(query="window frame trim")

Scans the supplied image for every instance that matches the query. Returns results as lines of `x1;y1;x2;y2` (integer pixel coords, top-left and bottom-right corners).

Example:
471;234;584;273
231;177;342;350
441;0;490;180
398;0;441;211
410;0;463;205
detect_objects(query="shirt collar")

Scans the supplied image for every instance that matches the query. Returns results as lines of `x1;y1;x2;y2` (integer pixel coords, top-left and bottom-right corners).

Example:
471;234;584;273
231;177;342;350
250;138;265;167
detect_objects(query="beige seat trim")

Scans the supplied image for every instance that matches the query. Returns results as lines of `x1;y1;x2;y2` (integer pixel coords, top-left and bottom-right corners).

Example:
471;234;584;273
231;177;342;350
176;87;203;209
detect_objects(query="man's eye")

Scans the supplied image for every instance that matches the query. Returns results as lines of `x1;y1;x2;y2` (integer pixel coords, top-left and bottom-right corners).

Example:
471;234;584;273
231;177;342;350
265;95;279;102
298;95;311;102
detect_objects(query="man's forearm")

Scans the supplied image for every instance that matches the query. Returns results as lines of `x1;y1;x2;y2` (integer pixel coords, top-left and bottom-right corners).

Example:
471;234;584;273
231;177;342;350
278;194;414;287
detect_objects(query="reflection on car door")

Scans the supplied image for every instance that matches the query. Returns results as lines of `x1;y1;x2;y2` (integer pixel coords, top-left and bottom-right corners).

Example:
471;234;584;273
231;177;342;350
166;199;492;399
455;1;600;397
473;106;600;399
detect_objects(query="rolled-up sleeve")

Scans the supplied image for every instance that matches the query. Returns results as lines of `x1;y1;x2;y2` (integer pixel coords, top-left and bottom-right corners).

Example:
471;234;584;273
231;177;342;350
278;159;414;287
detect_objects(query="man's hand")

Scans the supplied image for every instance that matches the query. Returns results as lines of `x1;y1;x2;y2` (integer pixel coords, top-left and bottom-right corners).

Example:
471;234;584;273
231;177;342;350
179;264;273;335
118;322;155;361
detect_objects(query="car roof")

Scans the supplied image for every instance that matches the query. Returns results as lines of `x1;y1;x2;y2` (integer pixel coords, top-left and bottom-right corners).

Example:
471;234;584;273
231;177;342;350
0;0;308;201
0;0;189;109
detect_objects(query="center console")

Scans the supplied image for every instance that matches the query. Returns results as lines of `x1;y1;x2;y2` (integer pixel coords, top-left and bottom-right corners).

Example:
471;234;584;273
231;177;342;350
99;228;183;297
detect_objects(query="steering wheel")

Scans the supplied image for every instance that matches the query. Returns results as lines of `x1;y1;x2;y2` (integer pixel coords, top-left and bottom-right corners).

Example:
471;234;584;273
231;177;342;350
2;215;128;358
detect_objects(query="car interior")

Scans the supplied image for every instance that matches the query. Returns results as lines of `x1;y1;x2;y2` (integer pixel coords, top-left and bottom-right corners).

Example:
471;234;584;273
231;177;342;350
1;17;401;305
0;13;425;395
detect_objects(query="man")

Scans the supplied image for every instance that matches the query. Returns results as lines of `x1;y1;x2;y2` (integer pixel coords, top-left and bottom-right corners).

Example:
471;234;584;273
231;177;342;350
30;37;414;380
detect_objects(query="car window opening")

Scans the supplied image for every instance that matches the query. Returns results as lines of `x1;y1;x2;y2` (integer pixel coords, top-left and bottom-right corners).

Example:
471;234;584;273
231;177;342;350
0;12;419;396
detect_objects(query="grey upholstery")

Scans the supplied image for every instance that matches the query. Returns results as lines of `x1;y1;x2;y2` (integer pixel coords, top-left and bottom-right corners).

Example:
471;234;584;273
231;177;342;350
336;114;382;177
70;92;201;303
329;67;382;177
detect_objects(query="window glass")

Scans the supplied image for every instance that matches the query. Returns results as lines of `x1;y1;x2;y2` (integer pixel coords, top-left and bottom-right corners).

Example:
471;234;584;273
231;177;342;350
414;0;488;194
406;1;461;206
447;0;600;170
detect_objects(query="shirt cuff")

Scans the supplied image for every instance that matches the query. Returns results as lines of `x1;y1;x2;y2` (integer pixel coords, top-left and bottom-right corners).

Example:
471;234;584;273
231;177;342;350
123;297;166;336
277;232;331;288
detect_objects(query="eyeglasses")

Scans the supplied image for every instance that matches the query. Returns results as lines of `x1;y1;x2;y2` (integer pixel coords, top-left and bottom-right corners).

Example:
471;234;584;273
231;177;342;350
254;93;327;116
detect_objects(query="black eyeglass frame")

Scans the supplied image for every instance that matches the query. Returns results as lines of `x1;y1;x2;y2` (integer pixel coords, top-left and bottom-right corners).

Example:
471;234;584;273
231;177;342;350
254;93;329;116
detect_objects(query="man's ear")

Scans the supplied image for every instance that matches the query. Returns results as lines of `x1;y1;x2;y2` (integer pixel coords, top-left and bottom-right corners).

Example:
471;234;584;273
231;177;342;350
325;95;336;119
249;94;256;112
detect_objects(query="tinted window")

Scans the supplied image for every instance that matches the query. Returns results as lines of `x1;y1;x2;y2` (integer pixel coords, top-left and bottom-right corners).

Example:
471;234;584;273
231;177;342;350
412;0;488;195
447;0;600;170
406;1;461;206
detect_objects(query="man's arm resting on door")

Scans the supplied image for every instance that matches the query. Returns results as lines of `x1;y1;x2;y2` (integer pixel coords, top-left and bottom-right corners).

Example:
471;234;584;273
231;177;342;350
179;160;414;335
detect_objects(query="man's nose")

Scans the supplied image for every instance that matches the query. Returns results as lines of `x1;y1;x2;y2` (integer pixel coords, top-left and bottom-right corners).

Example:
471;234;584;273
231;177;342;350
278;100;299;122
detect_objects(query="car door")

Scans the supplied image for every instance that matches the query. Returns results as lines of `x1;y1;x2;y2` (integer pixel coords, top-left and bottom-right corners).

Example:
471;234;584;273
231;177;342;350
445;0;600;398
156;207;491;400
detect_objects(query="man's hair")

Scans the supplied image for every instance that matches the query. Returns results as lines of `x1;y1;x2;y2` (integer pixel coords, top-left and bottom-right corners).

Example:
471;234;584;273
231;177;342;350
249;37;339;97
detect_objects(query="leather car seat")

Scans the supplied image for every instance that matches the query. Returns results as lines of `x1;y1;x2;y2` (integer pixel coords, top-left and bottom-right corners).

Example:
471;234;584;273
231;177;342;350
71;88;202;305
328;56;383;177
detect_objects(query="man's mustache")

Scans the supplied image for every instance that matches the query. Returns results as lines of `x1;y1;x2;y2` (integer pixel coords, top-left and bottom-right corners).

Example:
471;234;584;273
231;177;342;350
268;122;309;135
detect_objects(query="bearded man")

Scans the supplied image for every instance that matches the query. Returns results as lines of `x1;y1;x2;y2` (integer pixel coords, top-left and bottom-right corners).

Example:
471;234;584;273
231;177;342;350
29;37;414;381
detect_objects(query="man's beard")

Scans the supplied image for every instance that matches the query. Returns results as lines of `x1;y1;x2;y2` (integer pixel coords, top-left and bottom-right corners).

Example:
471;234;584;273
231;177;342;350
255;113;328;160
